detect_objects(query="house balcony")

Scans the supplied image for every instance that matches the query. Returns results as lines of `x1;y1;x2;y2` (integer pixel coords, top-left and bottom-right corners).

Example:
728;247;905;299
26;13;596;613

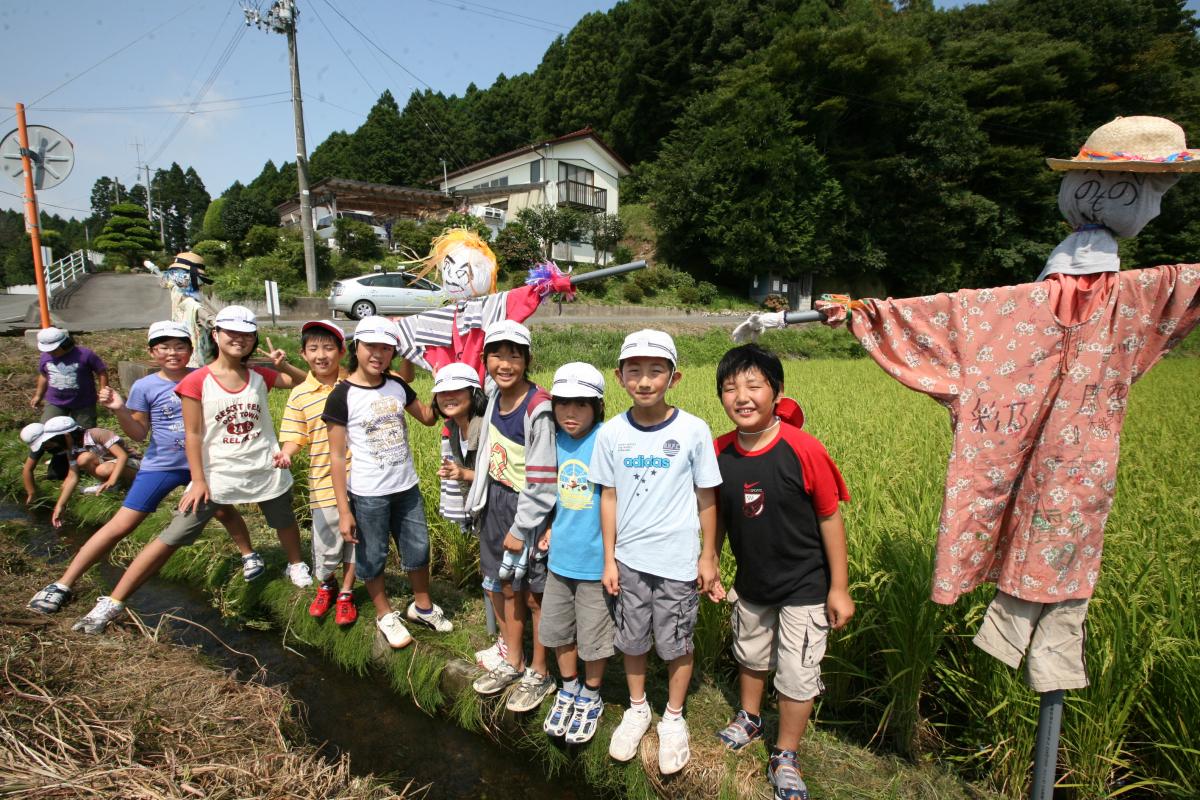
556;179;607;212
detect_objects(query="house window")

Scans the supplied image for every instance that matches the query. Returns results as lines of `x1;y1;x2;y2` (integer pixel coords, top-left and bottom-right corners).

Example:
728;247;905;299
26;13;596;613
530;160;541;183
772;279;780;291
559;163;594;185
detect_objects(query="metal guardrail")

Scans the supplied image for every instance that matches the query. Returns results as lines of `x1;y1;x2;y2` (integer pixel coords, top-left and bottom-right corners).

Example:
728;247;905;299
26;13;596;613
44;249;88;296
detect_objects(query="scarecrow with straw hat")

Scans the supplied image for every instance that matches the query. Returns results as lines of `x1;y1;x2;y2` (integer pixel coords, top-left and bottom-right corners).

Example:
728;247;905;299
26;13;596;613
734;115;1200;795
162;251;220;367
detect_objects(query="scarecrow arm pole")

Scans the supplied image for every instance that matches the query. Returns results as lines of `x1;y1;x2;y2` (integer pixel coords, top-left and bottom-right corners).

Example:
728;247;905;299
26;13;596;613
1030;690;1065;800
568;260;647;285
784;310;827;324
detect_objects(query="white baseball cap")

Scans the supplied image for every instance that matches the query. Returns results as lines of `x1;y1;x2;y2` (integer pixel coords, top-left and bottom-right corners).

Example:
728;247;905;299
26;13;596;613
353;315;400;346
483;319;531;348
20;416;79;453
213;305;257;333
147;320;192;343
552;362;606;399
302;319;346;346
36;326;69;352
433;362;482;393
619;329;677;369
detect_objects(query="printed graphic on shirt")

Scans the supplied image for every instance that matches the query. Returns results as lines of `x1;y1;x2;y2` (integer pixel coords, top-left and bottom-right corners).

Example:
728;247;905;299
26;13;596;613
214;399;264;445
363;395;410;466
46;361;80;392
743;482;764;518
617;440;673;499
487;430;526;490
557;459;593;511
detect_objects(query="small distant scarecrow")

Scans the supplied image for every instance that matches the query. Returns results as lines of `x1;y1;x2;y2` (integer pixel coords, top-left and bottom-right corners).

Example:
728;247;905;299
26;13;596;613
394;228;643;380
162;251;220;367
734;116;1200;797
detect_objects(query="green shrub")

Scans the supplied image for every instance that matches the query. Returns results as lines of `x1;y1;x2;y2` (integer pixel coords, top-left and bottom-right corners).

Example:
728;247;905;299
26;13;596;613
334;218;382;260
763;293;789;312
213;254;304;304
243;224;282;258
677;285;702;305
696;281;718;305
191;240;229;268
630;269;658;297
622;282;644;303
671;269;696;289
493;221;542;274
611;244;634;266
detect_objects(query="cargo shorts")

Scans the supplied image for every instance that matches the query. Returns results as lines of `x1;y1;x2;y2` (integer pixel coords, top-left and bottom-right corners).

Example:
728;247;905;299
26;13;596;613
730;588;829;702
158;489;296;547
539;570;616;662
612;560;698;662
973;590;1089;692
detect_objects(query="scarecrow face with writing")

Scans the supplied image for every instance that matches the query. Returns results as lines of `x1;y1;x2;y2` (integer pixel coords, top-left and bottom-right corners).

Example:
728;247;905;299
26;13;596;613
423;229;498;301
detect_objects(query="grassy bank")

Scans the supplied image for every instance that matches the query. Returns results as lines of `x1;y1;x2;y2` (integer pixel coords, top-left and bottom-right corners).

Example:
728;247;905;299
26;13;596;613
3;326;1197;798
0;525;409;800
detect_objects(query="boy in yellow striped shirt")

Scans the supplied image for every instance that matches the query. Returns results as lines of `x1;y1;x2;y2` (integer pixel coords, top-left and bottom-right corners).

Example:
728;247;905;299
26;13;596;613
274;320;357;625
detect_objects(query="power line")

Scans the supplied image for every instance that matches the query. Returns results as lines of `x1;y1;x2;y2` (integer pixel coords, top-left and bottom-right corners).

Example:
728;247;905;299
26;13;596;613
305;94;368;119
420;0;567;34
315;0;471;171
35;98;294;115
306;0;376;95
35;92;290;113
446;0;571;31
0;188;90;215
0;3;204;128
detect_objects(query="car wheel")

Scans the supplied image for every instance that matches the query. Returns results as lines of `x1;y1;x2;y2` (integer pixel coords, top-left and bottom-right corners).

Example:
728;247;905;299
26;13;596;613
350;299;376;320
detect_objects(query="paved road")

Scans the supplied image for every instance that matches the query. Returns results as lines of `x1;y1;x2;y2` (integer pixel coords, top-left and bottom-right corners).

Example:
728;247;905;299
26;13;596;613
0;294;32;327
54;273;171;331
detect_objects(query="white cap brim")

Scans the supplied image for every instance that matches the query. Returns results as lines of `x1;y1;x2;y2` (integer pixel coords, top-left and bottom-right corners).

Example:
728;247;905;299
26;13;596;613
355;332;397;346
214;320;257;333
434;377;480;392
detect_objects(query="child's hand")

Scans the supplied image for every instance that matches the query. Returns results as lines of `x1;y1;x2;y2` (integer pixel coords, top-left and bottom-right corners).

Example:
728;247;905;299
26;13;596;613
339;513;358;544
537;531;550;552
696;552;720;596
99;387;124;411
502;531;523;554
602;561;620;596
273;451;292;469
179;480;210;514
826;588;855;630
51;506;65;528
256;337;288;369
29;394;42;409
25;491;35;506
97;478;118;494
437;459;463;481
704;579;727;603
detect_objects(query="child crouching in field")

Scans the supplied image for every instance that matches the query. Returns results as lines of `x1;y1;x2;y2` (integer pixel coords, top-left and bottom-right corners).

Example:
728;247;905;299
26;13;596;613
275;320;358;626
709;344;853;800
72;306;315;634
538;362;613;745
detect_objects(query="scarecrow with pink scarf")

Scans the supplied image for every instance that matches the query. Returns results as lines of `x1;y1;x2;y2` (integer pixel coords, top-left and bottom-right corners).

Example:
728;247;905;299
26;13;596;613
735;116;1200;697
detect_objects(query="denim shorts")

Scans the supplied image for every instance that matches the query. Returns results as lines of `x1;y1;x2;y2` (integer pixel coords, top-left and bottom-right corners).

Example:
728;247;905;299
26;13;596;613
122;468;191;513
351;486;430;581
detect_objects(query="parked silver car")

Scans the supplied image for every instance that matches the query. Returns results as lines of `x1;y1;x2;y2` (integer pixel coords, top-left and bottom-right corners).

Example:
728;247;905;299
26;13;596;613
328;271;448;319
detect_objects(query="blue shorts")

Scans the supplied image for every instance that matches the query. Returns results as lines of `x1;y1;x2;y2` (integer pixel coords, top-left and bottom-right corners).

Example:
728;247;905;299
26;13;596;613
122;468;192;513
350;486;430;580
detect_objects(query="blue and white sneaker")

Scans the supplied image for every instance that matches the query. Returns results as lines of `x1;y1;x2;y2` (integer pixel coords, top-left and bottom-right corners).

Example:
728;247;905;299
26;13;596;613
543;687;576;737
717;709;764;750
768;749;810;800
565;693;603;744
497;548;529;582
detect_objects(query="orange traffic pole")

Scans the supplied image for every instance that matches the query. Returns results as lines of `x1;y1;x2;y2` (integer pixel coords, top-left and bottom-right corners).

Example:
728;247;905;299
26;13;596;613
16;103;52;329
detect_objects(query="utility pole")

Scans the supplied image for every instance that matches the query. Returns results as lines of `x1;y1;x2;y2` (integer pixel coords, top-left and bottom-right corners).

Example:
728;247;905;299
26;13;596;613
112;177;121;203
441;158;448;194
245;0;318;293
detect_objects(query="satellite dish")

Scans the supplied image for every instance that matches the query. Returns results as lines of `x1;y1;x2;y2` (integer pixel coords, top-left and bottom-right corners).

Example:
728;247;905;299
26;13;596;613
0;125;75;190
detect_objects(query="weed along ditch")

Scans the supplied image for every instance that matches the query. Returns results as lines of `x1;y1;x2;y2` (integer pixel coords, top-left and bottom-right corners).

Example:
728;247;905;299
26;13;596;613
3;504;595;800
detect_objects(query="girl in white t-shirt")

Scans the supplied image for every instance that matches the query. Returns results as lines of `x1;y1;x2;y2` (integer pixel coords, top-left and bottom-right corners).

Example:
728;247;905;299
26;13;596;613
73;306;314;634
324;316;450;649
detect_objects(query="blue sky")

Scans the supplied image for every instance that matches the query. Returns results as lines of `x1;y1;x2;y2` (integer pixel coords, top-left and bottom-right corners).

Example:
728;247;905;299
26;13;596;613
2;0;1198;221
0;0;619;218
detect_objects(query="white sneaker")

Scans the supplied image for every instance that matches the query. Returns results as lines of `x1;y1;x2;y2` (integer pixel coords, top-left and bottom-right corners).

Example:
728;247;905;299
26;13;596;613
284;561;313;588
406;601;453;633
657;716;691;775
71;596;125;634
608;704;652;762
475;640;505;671
375;611;413;649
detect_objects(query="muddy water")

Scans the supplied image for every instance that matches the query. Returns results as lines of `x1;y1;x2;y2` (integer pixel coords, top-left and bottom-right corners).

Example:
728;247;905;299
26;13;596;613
9;506;595;800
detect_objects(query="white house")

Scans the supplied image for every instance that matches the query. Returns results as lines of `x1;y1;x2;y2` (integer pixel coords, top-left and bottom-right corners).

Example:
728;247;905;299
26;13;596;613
438;127;631;264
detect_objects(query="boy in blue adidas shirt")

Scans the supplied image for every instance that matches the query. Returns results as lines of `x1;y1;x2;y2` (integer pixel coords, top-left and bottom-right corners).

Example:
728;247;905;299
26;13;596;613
592;329;722;776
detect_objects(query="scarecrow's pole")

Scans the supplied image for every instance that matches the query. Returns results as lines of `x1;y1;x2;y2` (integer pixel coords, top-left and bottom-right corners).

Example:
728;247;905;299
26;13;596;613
567;259;647;285
784;309;826;324
1030;690;1064;799
15;103;52;329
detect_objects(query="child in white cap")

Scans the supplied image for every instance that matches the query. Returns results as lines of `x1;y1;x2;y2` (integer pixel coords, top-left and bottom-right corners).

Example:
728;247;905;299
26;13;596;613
28;321;252;615
30;326;108;429
538;362;613;745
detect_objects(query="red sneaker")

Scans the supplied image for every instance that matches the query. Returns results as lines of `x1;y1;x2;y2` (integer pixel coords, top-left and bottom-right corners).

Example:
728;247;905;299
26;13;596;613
335;592;358;626
308;583;336;618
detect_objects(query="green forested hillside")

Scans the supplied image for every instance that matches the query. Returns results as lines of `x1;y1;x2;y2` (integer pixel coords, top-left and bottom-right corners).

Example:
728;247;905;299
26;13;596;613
241;0;1200;295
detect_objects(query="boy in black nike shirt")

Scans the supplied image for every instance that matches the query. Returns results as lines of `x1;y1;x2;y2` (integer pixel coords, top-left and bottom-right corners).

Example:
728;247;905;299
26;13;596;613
706;344;853;800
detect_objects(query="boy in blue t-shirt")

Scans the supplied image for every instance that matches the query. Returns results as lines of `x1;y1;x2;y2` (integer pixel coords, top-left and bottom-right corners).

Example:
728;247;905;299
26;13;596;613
591;330;723;776
537;362;612;745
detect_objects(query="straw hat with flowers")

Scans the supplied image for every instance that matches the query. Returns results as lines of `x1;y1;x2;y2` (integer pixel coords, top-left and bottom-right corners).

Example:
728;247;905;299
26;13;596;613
1047;115;1199;173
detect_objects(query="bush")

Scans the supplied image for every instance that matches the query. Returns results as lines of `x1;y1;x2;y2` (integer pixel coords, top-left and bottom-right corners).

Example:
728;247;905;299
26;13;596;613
191;240;229;268
677;285;702;305
611;244;634;266
243;225;282;258
213;254;305;304
763;293;789;312
696;281;719;305
493;221;542;274
441;211;492;242
672;269;697;289
622;282;645;303
391;218;435;258
334;218;382;260
331;253;372;281
631;269;659;297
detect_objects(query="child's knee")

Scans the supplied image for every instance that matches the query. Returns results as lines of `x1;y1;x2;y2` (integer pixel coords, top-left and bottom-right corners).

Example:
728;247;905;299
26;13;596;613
76;452;100;474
